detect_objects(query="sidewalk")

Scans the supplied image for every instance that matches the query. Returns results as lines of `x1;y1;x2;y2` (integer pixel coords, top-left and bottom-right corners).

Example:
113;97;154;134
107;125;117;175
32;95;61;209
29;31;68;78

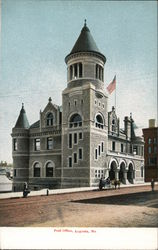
0;182;153;200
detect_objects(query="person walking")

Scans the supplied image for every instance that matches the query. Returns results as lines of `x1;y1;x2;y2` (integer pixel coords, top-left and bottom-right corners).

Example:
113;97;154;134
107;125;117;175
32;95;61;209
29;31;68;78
151;179;155;192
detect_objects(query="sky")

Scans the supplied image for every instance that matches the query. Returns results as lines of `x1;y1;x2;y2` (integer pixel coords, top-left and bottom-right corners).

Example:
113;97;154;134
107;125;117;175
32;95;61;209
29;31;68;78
0;0;157;163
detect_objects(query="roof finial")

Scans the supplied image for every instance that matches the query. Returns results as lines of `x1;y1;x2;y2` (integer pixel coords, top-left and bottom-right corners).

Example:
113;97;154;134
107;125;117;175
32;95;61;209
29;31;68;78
48;97;52;103
84;19;87;27
130;112;132;118
22;103;24;109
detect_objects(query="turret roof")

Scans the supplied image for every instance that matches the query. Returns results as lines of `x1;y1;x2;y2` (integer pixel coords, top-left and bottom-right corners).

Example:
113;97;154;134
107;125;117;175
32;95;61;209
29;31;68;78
14;104;29;129
65;20;106;62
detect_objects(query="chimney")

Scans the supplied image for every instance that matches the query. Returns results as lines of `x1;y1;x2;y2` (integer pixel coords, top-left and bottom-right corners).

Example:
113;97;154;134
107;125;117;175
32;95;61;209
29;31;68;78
149;119;155;128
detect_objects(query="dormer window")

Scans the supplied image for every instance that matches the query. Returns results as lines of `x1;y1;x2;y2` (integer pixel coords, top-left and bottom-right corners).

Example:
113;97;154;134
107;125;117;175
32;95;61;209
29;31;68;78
46;113;53;126
112;119;116;132
95;114;104;129
69;63;83;80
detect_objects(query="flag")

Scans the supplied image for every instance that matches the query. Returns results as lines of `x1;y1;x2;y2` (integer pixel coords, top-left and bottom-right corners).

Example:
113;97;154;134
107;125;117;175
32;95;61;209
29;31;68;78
106;75;116;94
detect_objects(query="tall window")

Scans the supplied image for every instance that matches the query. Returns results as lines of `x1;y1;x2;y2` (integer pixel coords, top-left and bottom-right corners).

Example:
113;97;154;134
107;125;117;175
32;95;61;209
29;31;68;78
95;149;98;160
121;143;124;153
112;119;116;132
69;113;82;128
95;114;104;129
69;134;72;148
74;153;77;163
69;63;82;80
79;148;83;160
46;113;53;126
47;137;53;150
148;146;152;154
69;157;72;167
34;163;40;177
13;139;17;151
101;142;104;153
35;138;40;151
79;132;83;140
74;133;77;144
98;145;101;156
141;166;144;177
14;169;17;177
96;64;103;81
112;141;115;151
46;162;54;177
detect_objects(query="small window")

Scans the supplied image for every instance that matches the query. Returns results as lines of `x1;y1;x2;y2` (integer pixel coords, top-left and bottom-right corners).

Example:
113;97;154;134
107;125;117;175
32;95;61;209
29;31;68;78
121;144;124;153
69;134;72;148
81;99;83;105
69;157;72;168
13;139;17;151
69;102;70;108
101;142;104;153
133;146;138;155
74;153;77;163
74;100;77;106
98;102;101;107
112;141;115;151
95;100;97;105
14;169;17;177
74;133;77;144
102;104;104;109
79;148;83;160
98;145;101;155
47;137;53;150
79;132;83;140
95;149;98;160
154;146;157;154
154;138;157;144
148;146;152;154
35;138;40;151
148;138;152;144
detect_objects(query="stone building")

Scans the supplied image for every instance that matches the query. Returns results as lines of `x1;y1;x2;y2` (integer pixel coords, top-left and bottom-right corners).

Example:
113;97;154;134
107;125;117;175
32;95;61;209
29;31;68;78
12;22;144;191
143;119;158;182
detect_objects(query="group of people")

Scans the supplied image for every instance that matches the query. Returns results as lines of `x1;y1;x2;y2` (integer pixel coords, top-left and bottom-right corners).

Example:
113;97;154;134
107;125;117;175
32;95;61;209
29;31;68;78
99;177;120;190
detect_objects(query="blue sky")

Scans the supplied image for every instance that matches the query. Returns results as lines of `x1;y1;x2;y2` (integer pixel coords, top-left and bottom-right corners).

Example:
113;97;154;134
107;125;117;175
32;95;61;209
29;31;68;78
0;0;157;163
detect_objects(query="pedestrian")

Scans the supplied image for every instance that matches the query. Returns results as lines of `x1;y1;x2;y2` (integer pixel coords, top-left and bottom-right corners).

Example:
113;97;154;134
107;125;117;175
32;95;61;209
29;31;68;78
114;179;117;190
99;177;103;191
151;179;155;192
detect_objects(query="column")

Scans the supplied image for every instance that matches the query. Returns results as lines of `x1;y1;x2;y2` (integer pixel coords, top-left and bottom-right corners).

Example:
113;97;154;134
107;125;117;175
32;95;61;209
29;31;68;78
123;171;127;184
115;170;119;180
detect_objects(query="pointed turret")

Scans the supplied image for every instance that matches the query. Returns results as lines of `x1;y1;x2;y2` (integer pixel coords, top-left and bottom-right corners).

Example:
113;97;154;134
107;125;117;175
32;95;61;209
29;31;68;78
65;20;106;63
14;103;29;129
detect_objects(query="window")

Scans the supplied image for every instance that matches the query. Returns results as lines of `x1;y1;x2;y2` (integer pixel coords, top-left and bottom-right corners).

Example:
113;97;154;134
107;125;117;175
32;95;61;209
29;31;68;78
34;163;40;177
69;102;70;108
69;63;82;80
154;138;157;144
70;65;73;80
14;169;16;177
141;166;144;178
121;144;124;153
69;113;82;128
81;99;83;105
13;139;17;151
79;148;83;160
74;153;77;163
74;133;77;144
154;146;157;154
47;137;53;150
101;142;104;153
133;146;138;155
148;146;152;154
46;113;53;126
112;119;116;132
112;141;115;151
96;64;104;81
102;104;104;109
79;63;82;78
79;132;83;140
98;102;101;107
148;157;157;165
35;138;40;151
69;134;72;148
148;138;152;144
69;157;72;167
46;162;54;177
95;114;104;129
74;100;77;106
95;149;98;160
98;145;101;156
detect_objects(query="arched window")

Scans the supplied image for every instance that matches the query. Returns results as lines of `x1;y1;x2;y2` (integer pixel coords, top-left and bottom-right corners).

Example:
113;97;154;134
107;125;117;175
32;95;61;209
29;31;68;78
70;65;73;80
46;113;53;126
79;63;82;77
46;162;54;177
95;114;104;129
69;113;82;128
34;162;40;177
112;119;116;132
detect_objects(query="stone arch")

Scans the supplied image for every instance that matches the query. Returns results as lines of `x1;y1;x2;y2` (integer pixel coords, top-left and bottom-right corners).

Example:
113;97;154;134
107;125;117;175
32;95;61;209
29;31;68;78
46;112;54;126
119;160;127;184
108;158;119;180
127;161;135;184
95;112;105;129
32;161;42;178
69;112;83;128
44;160;55;177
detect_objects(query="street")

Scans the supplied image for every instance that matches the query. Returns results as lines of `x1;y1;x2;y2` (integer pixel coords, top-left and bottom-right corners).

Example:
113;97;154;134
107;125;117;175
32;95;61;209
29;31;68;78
0;185;158;227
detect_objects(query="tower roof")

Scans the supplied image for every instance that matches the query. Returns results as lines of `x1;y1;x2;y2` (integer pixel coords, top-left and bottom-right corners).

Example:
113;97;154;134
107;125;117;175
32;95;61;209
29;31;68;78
14;103;29;129
65;20;106;63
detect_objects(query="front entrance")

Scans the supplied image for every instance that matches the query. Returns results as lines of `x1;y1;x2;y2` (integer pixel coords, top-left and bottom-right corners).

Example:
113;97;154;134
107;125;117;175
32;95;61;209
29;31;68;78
127;163;134;184
109;161;117;180
119;162;126;184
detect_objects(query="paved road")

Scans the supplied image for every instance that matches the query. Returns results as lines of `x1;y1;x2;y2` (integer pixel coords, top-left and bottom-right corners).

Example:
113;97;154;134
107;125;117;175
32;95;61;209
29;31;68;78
0;185;158;227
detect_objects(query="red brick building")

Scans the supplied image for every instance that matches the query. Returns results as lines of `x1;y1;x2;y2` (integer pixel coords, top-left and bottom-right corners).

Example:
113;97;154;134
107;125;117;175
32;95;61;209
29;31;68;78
143;119;158;182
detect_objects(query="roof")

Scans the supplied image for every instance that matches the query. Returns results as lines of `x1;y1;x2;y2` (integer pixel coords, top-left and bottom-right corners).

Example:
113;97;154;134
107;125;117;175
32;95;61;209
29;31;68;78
30;120;40;129
65;21;106;63
14;104;29;129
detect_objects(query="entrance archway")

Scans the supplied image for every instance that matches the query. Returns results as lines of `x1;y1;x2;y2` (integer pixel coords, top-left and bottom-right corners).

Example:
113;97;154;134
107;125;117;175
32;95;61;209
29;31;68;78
109;161;117;180
119;162;126;184
127;163;134;184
